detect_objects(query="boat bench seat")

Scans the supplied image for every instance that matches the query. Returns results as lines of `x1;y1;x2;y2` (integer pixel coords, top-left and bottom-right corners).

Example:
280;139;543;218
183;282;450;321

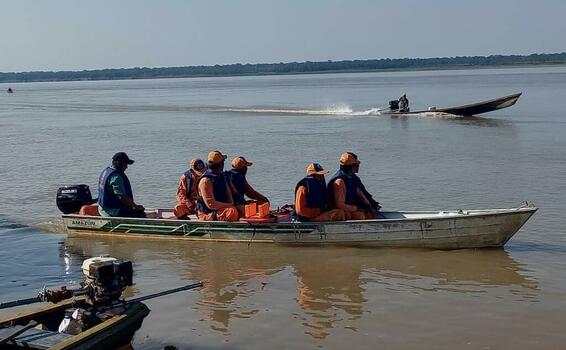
0;325;73;349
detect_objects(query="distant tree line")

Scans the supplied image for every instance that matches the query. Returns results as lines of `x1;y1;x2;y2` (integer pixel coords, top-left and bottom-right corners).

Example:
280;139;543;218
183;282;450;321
2;53;566;83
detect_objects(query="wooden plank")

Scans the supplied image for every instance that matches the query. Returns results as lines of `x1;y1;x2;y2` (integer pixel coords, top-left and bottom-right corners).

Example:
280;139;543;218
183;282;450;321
49;302;149;350
0;298;84;327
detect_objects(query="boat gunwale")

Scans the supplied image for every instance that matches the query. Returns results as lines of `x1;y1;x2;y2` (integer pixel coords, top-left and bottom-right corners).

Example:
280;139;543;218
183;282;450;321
62;206;538;227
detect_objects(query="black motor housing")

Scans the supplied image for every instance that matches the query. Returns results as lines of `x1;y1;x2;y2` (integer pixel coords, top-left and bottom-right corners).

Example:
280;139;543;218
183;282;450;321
389;100;399;111
56;185;94;214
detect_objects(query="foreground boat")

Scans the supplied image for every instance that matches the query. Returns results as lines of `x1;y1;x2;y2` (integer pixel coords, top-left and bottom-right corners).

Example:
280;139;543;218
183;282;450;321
389;92;522;116
62;204;537;249
0;298;149;350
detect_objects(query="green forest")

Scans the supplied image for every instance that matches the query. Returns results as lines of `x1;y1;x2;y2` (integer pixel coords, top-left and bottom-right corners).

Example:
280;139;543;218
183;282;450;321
2;53;565;83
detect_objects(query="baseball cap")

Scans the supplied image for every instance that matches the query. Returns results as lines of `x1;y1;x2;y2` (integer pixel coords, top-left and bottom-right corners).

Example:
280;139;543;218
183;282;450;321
306;163;329;176
207;150;227;165
339;152;360;166
232;156;253;170
190;158;206;173
112;152;134;165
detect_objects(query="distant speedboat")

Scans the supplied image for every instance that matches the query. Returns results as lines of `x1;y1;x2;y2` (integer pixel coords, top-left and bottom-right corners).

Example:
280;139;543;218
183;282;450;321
389;92;522;116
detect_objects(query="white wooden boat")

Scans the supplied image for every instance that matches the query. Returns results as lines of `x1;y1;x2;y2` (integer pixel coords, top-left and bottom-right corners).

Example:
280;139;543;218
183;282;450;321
62;204;537;249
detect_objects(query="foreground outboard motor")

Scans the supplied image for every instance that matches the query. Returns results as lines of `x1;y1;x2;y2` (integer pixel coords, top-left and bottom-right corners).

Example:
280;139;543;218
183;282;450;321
389;100;399;111
56;184;94;214
81;257;134;304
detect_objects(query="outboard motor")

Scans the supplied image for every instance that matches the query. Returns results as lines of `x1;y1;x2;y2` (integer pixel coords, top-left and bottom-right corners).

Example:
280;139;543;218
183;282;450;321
56;185;94;214
389;100;399;111
81;257;134;304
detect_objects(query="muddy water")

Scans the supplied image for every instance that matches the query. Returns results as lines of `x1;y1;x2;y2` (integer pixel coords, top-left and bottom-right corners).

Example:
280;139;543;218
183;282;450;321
1;67;566;349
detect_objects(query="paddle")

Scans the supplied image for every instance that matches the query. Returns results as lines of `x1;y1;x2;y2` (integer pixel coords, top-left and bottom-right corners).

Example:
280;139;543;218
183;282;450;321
0;296;44;310
123;282;204;304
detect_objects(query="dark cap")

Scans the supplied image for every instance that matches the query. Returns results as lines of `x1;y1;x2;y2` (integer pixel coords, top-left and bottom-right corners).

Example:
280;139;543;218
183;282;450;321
306;163;329;176
112;152;134;165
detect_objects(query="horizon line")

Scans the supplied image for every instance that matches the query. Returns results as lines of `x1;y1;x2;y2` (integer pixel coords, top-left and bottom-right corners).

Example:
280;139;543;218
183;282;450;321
2;52;566;75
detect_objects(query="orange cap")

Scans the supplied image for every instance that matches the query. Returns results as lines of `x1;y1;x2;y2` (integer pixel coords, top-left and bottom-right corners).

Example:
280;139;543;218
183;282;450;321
306;163;329;176
207;150;227;165
231;156;253;170
190;158;206;174
339;152;360;166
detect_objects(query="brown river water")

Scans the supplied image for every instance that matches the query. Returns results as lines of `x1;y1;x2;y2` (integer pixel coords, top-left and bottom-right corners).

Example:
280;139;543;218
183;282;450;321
1;67;565;349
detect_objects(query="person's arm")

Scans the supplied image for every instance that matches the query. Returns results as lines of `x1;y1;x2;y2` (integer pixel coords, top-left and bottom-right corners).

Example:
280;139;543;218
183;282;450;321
244;184;269;203
227;179;245;204
295;186;321;218
198;178;234;210
176;175;191;207
225;180;235;204
332;179;358;212
356;188;372;212
109;174;143;210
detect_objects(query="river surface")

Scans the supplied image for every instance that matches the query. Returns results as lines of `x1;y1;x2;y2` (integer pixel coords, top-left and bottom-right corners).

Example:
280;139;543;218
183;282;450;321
1;67;565;349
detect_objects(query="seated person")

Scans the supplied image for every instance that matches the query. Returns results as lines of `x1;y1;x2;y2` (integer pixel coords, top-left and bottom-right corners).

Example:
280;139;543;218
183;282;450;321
98;152;145;218
196;151;239;222
328;152;374;220
174;158;207;219
398;94;410;112
225;156;269;217
294;163;345;222
348;152;381;217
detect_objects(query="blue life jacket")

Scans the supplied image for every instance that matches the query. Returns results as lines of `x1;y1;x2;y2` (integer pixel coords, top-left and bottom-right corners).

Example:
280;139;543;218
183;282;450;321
197;170;230;214
98;167;133;211
183;170;192;197
295;176;328;210
327;170;359;207
225;169;247;205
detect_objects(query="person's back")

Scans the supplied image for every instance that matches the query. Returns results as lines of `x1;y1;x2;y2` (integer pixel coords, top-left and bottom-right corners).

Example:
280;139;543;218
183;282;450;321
399;94;409;112
196;151;239;222
225;156;269;216
98;152;145;218
294;163;345;222
174;158;206;219
328;153;372;220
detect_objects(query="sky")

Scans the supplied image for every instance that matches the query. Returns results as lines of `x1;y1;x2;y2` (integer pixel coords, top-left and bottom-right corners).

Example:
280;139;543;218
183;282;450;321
1;0;565;72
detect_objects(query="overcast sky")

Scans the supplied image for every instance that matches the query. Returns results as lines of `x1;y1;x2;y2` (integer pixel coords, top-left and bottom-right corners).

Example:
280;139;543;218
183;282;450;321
1;0;565;72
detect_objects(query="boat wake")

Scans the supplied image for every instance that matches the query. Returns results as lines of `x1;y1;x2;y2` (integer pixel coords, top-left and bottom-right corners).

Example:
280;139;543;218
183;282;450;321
210;105;386;117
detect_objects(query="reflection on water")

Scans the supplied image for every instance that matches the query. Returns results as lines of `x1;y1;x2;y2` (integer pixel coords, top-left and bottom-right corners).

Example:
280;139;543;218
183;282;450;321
390;114;513;128
2;67;566;348
63;236;538;342
443;115;513;127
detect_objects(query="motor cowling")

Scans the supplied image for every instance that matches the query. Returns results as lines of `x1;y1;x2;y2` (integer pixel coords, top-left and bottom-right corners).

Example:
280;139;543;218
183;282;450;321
389;100;399;111
81;257;133;304
56;185;94;214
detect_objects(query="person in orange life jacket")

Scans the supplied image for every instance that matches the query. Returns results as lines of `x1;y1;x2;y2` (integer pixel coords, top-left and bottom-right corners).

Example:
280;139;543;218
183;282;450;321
98;152;145;218
294;163;346;222
196;150;239;222
174;158;207;219
348;152;381;217
225;156;269;217
328;152;374;220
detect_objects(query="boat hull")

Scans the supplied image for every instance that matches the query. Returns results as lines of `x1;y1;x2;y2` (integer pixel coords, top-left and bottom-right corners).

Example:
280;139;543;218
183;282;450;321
390;92;522;116
0;299;149;350
62;206;537;249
